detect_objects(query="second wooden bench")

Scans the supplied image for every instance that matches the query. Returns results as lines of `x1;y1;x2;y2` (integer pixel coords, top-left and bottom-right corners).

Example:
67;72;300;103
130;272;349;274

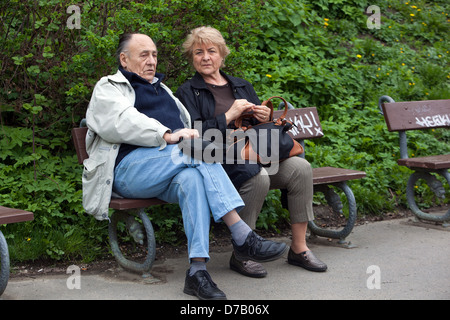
378;96;450;225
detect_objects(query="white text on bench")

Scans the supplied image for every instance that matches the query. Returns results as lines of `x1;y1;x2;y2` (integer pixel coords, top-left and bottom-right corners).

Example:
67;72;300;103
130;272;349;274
415;114;450;128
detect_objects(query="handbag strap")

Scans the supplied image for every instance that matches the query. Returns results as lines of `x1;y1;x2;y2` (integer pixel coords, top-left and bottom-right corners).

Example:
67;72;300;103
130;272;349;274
234;96;289;129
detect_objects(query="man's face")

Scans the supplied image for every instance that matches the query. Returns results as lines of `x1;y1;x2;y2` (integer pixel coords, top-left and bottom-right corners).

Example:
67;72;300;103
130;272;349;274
120;34;158;82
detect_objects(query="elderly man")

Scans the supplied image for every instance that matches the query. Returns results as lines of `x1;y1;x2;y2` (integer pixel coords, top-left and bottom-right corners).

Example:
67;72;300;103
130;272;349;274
83;33;287;300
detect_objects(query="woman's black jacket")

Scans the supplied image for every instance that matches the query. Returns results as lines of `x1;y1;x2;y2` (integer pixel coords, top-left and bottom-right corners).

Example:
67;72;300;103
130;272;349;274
175;71;262;189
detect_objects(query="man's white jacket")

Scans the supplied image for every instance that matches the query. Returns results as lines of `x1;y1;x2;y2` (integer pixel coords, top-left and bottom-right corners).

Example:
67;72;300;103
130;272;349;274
83;70;191;220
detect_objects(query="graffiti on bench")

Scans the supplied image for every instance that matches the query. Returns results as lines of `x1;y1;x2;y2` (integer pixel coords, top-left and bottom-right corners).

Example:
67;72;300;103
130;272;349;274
283;110;323;138
415;113;450;128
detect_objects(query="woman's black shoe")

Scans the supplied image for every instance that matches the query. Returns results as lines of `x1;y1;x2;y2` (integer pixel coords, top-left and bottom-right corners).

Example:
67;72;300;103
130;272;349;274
183;269;227;300
232;231;287;262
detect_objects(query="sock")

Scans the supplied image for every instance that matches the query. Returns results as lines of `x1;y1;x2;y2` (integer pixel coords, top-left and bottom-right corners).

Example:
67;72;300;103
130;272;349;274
229;219;252;246
189;260;207;276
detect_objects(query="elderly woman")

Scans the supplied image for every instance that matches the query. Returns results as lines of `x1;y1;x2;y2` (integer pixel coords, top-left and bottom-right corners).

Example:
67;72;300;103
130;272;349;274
176;27;327;277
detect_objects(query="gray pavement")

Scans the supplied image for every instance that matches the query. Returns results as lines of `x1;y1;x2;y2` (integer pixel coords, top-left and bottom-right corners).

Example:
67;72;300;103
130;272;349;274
1;217;449;301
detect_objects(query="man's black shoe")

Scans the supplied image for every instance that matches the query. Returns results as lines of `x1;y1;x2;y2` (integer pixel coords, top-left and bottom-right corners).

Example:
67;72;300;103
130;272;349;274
183;269;227;300
232;231;287;262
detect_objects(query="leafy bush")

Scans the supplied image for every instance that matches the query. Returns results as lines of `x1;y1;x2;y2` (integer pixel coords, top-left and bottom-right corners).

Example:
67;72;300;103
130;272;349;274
0;0;449;262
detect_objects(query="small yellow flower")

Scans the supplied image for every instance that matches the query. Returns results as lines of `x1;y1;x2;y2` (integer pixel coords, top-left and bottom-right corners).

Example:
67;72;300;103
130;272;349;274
26;237;31;241
266;74;272;78
411;5;417;9
410;13;415;17
356;54;362;59
324;22;329;27
324;18;329;21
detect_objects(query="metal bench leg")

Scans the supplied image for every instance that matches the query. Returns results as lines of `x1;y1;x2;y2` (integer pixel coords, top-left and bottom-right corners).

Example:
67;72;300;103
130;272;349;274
406;170;450;225
0;229;10;296
308;181;357;247
108;209;156;274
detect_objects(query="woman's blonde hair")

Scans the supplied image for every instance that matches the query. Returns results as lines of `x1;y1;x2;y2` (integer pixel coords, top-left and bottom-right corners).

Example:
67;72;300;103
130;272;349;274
182;26;230;67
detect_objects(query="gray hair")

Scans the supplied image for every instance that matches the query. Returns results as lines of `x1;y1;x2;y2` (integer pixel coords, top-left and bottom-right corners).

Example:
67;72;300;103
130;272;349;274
116;33;136;66
182;26;230;67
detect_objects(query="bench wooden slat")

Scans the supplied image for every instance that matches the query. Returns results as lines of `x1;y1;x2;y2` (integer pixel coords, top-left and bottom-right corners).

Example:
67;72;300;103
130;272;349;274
312;167;366;185
397;154;450;169
72;127;89;164
0;206;34;224
382;99;450;131
109;198;167;210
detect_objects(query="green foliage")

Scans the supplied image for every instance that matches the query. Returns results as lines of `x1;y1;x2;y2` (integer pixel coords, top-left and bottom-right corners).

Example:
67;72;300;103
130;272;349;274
242;0;449;216
0;0;449;262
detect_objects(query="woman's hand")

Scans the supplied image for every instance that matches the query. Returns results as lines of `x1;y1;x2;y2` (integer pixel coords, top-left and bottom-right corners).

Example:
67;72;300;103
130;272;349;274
252;105;271;122
163;128;199;144
225;99;255;124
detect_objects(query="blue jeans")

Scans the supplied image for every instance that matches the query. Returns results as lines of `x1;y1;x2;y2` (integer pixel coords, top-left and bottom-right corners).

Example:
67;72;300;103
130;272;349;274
113;144;244;261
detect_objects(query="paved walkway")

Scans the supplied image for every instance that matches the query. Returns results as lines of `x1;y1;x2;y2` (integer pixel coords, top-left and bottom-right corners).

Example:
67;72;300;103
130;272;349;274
1;217;449;302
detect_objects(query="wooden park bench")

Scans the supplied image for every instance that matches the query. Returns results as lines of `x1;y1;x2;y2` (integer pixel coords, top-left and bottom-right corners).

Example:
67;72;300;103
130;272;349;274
273;106;366;245
0;206;34;296
378;96;450;225
72;124;166;274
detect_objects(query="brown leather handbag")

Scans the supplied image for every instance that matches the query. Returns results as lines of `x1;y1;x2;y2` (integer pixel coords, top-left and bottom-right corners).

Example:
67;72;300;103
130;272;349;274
226;96;303;164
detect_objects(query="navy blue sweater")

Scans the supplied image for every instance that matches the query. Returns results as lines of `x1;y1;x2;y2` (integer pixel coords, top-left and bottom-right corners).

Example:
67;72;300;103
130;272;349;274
115;67;184;167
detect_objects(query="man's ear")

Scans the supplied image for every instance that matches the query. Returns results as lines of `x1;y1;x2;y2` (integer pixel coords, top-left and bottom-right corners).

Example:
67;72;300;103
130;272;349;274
119;52;128;68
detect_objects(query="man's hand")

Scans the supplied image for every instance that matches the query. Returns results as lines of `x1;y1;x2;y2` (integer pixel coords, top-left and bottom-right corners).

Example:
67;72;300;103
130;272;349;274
163;128;199;144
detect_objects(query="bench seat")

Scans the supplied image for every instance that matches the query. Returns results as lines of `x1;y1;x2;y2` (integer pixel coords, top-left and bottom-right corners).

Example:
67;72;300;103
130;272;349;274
109;198;166;210
0;206;34;224
397;154;450;170
313;167;366;185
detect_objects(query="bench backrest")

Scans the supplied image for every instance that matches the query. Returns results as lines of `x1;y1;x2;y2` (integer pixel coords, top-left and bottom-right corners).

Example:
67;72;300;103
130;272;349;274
381;99;450;132
273;107;323;140
72;127;89;164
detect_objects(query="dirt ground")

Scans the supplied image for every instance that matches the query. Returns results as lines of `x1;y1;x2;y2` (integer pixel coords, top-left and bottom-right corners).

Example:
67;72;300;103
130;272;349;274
9;204;446;279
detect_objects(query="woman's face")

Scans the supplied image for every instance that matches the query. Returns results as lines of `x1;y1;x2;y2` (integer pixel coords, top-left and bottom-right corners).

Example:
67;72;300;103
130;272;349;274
192;42;223;77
